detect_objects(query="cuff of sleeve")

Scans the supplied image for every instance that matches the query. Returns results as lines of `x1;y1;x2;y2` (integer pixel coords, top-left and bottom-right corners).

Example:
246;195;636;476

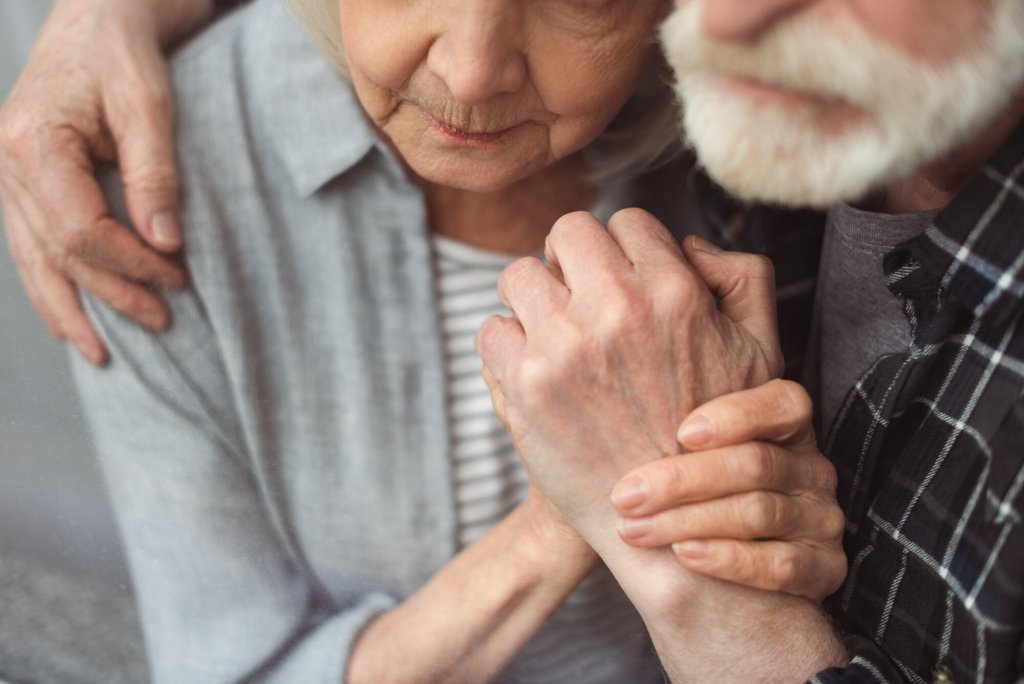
810;636;905;683
262;592;397;684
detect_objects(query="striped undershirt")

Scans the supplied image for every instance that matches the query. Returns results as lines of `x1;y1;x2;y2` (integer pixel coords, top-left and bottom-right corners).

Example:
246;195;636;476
431;234;656;683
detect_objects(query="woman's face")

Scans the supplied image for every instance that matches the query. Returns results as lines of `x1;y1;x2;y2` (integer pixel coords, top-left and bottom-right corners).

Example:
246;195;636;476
339;0;667;192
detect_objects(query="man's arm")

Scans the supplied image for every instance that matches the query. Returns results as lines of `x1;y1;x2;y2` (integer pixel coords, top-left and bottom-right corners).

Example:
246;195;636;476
0;0;223;364
479;209;848;681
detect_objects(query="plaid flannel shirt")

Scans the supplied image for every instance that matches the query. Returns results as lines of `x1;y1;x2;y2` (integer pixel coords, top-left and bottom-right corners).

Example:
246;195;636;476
714;121;1024;683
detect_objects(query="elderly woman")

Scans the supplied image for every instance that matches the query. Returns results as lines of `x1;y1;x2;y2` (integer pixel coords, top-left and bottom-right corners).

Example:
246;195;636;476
70;0;685;681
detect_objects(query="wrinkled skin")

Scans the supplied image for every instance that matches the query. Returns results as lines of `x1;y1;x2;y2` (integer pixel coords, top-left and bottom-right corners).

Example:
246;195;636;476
478;208;782;533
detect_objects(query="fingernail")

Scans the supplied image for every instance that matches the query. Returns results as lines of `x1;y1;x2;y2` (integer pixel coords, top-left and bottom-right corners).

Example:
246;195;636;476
612;477;649;509
618;517;653;539
690;235;723;254
673;541;708;559
151;212;181;250
679;414;712;447
76;339;106;366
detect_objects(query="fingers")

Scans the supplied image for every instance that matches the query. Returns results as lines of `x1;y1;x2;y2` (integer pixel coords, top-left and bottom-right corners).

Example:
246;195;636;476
106;56;182;252
25;133;185;287
678;379;818;451
612;440;837;516
476;314;526;382
3;205;108;365
604;208;687;272
671;538;848;602
65;258;172;332
481;365;508;425
543;211;630;292
682;235;782;376
617;489;844;548
497;256;568;332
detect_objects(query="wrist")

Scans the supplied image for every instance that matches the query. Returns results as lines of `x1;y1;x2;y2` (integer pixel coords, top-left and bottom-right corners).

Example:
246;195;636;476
516;494;598;583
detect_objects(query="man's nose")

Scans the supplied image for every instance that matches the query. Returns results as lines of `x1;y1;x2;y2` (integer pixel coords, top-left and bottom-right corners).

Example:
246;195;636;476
700;0;818;42
427;8;527;105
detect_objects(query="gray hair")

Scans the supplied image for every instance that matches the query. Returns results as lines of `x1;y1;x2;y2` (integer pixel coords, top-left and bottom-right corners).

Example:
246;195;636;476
283;0;684;182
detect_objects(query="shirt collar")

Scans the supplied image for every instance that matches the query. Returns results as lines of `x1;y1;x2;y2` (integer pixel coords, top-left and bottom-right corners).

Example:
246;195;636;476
885;118;1024;325
252;10;382;198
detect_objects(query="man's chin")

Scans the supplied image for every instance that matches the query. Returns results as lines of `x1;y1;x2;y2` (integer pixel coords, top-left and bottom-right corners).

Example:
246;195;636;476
683;114;891;209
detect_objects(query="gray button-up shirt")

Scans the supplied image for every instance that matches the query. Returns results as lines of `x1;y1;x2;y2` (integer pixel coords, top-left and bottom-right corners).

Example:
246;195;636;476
71;1;654;681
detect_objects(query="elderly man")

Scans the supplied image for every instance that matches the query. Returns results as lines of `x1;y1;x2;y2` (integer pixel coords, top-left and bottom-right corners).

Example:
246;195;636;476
2;0;1022;683
479;0;1024;682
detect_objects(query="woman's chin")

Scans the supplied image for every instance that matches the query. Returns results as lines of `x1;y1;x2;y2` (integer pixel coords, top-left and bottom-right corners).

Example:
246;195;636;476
408;155;542;194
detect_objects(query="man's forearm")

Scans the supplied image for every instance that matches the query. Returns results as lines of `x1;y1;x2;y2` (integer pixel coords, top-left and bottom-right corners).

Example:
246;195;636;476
54;0;218;48
580;514;848;683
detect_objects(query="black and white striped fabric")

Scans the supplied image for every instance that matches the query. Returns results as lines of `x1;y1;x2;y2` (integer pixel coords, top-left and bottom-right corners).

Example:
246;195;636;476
433;236;529;547
431;235;656;683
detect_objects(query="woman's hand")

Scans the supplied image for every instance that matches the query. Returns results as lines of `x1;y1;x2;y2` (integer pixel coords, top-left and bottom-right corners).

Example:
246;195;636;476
612;379;847;603
477;209;783;540
0;0;214;364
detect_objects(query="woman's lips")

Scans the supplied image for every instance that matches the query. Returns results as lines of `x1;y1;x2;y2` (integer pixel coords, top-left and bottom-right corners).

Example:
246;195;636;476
427;114;521;149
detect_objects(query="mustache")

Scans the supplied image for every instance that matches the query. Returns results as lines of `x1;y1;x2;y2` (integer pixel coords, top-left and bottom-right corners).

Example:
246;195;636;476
658;2;931;110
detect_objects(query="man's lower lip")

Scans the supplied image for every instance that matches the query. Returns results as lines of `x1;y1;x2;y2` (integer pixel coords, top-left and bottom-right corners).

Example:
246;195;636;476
726;76;835;108
429;117;518;148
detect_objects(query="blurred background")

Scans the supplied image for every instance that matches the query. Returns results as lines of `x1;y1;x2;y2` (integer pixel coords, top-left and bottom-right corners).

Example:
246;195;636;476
0;3;146;682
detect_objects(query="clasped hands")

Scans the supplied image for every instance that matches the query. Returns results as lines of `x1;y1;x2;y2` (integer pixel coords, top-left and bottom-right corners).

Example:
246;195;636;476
477;209;845;604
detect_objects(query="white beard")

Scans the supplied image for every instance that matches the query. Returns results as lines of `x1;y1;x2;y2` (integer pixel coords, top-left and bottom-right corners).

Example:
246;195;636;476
659;1;1024;208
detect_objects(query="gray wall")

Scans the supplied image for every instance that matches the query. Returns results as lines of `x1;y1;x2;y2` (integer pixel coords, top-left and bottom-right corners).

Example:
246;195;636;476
0;0;131;592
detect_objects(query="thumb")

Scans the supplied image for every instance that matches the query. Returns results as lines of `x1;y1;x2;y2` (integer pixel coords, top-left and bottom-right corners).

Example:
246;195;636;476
683;235;782;374
107;68;182;253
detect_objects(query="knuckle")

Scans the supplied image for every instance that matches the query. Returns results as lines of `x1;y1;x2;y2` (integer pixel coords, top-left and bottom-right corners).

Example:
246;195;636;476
661;459;691;501
818;458;839;493
475;315;505;355
770;549;802;589
822;503;847;542
774;379;814;423
746;492;783;535
738;252;775;280
55;224;92;259
122;164;179;194
652;273;699;311
826;550;849;595
500;256;542;292
608;207;657;227
137;81;173;113
514;355;558;403
740;442;780;487
0;114;32;156
549;210;601;244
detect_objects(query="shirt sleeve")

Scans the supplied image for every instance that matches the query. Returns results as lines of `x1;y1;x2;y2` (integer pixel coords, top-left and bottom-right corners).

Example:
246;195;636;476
71;278;395;684
809;637;908;683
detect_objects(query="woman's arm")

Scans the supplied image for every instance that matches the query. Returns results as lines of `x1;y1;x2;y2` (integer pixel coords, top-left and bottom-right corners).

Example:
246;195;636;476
348;494;595;683
72;240;594;684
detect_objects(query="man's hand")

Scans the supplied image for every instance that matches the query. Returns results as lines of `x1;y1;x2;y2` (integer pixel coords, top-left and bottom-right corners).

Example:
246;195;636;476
613;379;847;603
477;208;783;536
0;0;214;364
478;211;849;681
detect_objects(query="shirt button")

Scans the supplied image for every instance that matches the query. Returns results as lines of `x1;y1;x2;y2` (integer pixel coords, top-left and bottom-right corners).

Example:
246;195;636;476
933;663;954;684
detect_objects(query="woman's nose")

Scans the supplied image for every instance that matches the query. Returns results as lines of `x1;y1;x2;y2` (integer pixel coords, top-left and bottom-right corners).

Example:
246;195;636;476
426;8;527;105
699;0;818;42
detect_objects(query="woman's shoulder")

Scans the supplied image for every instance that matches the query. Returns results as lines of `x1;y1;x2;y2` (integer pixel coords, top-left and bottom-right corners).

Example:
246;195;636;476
167;0;377;203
